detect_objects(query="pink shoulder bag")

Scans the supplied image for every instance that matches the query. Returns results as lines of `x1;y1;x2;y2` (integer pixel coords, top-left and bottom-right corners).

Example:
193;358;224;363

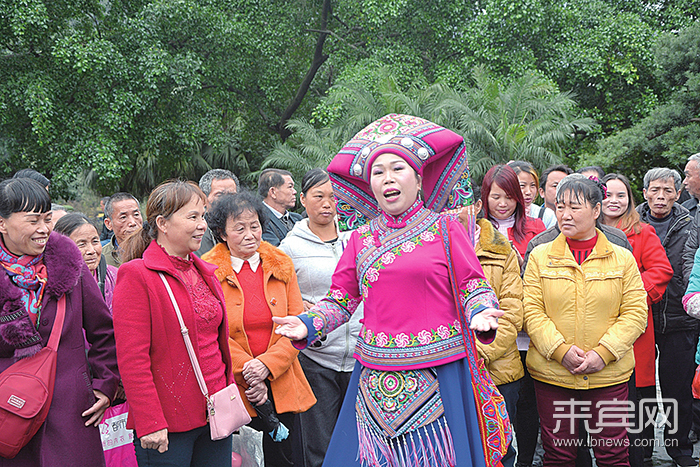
158;273;251;440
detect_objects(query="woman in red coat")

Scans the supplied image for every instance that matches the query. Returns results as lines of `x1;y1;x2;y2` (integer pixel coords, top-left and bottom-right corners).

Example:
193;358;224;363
112;180;234;467
482;164;546;261
602;173;673;459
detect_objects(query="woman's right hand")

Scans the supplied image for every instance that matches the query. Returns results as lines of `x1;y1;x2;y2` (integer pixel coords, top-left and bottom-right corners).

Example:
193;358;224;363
245;380;268;406
140;428;168;453
272;316;308;340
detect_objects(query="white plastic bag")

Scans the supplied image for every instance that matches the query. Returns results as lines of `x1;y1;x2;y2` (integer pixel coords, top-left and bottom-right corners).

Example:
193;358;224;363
232;425;264;467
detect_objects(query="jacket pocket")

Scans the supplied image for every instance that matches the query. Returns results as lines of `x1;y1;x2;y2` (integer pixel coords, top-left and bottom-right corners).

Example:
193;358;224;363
584;269;625;320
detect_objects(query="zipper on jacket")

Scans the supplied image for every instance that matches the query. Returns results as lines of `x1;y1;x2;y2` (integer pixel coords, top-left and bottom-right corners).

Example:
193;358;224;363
656;211;686;334
341;323;351;369
331;236;353;370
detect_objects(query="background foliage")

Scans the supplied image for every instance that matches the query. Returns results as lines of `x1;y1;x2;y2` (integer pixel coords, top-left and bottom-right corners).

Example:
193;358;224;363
1;0;699;198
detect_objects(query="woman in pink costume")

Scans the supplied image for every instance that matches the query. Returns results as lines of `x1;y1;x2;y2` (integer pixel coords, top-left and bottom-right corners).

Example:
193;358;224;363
275;114;507;467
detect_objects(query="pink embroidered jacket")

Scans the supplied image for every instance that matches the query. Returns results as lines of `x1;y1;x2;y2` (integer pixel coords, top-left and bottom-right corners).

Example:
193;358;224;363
295;200;499;371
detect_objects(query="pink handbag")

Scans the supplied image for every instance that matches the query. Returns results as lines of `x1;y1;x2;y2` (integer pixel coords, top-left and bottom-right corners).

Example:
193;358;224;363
159;273;251;440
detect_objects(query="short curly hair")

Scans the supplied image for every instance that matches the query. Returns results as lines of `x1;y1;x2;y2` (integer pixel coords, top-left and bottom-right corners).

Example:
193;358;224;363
207;191;267;243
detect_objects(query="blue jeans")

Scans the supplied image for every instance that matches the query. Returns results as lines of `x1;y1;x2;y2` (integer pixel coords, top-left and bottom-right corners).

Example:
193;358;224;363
498;379;522;467
134;424;232;467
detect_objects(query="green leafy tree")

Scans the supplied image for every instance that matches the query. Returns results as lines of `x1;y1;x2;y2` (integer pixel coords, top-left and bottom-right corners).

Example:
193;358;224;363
1;0;336;196
268;67;595;182
586;23;700;185
433;69;597;179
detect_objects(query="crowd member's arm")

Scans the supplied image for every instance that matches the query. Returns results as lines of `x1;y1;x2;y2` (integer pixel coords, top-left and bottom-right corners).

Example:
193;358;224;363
112;263;168;441
248;269;305;385
683;248;700;319
80;261;119;426
476;247;523;364
522;245;569;363
683;214;700;283
588;249;648;369
638;225;673;305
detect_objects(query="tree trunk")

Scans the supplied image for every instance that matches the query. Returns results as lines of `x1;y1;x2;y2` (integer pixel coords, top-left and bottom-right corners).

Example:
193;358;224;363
276;0;332;141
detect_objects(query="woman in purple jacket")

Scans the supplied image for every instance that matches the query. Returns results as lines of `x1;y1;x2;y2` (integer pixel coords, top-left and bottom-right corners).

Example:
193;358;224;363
0;177;120;467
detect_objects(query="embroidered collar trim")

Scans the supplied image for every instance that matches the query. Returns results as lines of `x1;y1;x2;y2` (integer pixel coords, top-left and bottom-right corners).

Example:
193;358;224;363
378;199;424;229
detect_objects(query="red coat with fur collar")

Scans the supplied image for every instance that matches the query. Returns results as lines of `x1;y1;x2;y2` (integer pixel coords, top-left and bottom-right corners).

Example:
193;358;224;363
627;223;673;387
203;241;316;417
0;232;119;466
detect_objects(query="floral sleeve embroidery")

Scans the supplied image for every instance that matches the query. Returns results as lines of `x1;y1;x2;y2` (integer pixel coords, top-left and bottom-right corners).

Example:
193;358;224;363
463;278;499;320
305;286;361;344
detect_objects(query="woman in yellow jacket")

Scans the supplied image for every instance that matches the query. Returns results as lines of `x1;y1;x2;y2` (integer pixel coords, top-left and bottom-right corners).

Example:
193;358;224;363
461;193;524;467
202;191;316;467
523;174;647;467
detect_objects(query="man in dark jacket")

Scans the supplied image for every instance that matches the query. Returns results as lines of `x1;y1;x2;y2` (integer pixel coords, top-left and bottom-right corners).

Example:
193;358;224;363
682;153;700;280
258;168;302;246
637;167;697;466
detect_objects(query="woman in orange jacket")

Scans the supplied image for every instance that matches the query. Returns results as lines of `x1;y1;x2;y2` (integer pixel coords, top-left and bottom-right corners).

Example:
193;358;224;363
202;191;315;467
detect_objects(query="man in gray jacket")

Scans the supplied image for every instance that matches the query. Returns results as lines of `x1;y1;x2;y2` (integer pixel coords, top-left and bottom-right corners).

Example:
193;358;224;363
682;153;700;280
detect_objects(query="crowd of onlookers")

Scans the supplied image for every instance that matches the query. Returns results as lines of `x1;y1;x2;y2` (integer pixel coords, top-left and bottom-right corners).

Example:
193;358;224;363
4;153;700;467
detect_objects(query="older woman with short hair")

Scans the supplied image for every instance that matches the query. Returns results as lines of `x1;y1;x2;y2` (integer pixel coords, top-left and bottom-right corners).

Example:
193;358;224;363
54;213;117;311
202;191;315;467
523;174;648;466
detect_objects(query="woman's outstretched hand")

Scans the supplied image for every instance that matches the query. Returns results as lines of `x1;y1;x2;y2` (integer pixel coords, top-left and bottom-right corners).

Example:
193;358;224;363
272;316;308;340
469;307;504;332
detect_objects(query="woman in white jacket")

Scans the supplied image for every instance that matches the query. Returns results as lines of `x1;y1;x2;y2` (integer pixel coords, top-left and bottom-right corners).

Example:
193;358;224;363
279;169;362;467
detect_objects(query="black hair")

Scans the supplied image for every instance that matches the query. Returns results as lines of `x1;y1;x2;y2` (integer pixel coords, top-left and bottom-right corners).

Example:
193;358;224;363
258;168;293;198
0;178;51;218
471;184;481;202
301;168;330;195
540;164;573;190
54;213;96;237
12;169;50;189
555;174;605;208
104;192;139;219
576;166;605;179
207;191;267;243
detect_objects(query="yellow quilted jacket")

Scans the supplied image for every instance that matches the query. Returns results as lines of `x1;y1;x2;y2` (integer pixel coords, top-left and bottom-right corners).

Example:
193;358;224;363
474;219;525;386
523;230;647;390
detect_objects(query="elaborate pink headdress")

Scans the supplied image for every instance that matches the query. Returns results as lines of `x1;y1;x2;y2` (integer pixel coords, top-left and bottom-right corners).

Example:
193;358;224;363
327;114;474;230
